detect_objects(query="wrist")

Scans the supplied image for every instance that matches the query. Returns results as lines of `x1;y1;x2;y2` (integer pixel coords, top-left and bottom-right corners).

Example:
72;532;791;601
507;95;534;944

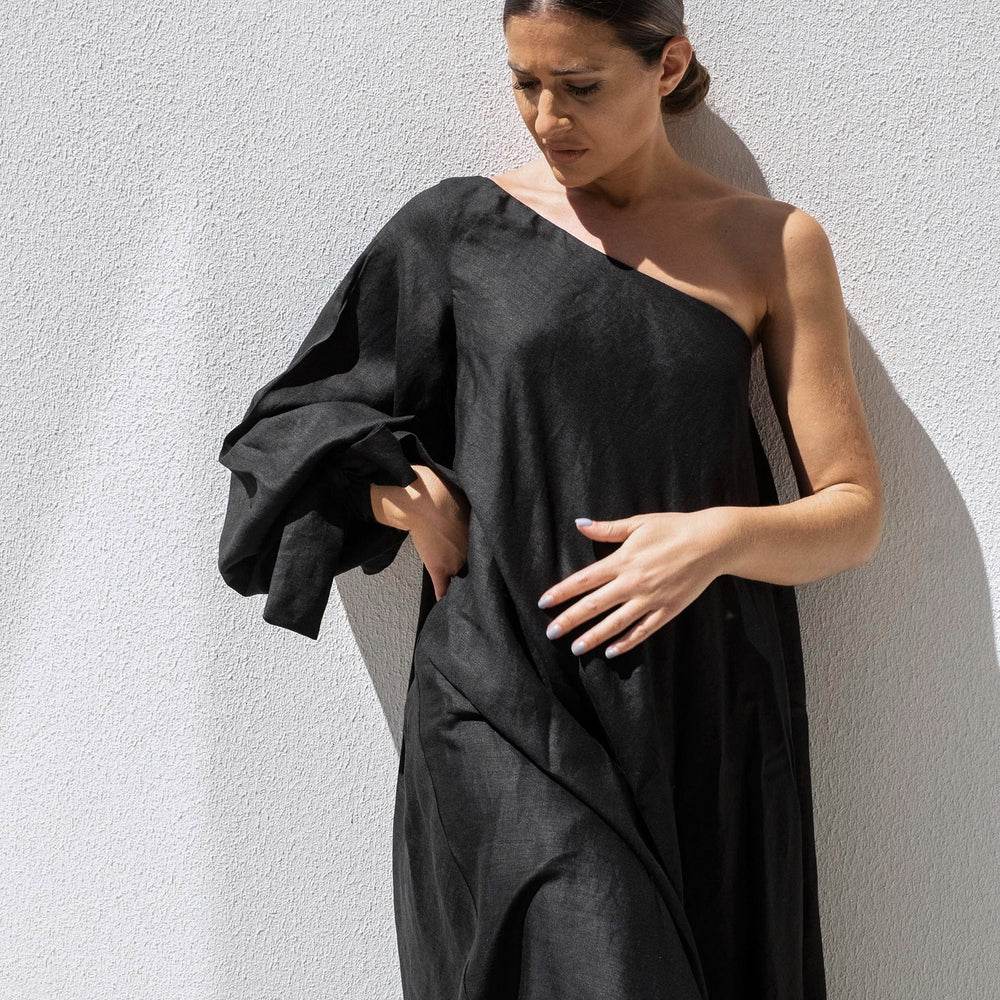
704;505;748;579
371;481;424;531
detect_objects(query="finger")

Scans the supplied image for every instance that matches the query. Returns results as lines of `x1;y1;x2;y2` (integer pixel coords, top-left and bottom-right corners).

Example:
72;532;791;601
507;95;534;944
562;599;649;657
602;607;669;658
574;516;637;542
543;580;629;642
430;569;450;602
537;557;619;610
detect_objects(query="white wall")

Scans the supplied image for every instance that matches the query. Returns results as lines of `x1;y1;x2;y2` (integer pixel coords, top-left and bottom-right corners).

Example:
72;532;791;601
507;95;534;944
2;1;997;997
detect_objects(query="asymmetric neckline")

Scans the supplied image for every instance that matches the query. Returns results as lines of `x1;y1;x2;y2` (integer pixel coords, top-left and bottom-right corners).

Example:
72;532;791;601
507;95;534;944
220;172;828;999
478;175;754;353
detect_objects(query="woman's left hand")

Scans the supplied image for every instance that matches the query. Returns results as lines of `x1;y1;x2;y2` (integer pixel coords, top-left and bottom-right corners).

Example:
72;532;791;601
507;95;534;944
537;509;736;658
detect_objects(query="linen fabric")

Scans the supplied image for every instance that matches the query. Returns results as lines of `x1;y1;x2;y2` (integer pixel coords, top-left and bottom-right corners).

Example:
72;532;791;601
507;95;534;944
217;175;827;999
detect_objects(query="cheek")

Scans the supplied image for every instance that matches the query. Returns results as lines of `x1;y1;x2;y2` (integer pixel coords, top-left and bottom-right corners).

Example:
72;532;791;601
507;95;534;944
604;99;659;143
604;76;662;128
513;95;535;125
591;104;641;141
621;89;658;124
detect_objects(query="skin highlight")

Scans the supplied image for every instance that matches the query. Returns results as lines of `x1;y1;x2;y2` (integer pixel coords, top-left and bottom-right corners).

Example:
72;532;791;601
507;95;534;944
373;9;884;653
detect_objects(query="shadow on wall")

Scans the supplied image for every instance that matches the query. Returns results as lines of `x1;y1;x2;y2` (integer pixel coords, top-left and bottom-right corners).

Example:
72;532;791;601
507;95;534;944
338;106;999;996
682;108;1000;994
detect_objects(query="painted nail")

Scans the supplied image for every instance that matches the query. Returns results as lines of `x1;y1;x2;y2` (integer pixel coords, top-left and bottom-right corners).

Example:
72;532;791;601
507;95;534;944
575;517;593;527
571;638;587;655
546;622;562;639
605;645;620;658
537;593;553;609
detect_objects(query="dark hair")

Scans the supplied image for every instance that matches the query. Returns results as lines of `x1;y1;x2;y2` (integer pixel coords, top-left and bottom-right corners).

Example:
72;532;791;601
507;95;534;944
501;0;710;117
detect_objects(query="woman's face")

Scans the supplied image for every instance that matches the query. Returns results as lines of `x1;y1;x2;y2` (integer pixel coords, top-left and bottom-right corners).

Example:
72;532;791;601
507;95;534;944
503;11;690;185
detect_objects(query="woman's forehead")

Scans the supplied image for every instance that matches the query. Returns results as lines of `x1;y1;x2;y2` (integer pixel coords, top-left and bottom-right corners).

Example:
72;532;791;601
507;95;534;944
504;12;630;64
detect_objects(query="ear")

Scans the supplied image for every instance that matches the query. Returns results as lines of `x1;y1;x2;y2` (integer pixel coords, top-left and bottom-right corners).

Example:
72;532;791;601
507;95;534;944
658;34;693;97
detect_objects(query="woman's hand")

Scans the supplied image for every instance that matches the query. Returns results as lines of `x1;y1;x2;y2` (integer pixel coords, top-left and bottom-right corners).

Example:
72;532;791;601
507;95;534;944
537;509;737;658
371;465;470;601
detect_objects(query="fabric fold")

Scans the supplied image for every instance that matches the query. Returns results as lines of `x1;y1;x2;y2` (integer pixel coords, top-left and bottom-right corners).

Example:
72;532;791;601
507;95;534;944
214;173;829;1000
217;182;457;638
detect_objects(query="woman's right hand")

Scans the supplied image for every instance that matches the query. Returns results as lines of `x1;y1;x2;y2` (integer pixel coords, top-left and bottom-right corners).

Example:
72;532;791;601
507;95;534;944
370;465;470;601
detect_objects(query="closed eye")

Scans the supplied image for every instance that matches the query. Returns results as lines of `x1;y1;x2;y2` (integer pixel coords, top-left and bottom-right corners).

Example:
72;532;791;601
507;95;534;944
511;79;602;97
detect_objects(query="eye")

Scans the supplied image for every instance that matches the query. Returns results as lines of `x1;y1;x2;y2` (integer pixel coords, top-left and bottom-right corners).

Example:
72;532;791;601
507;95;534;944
511;79;602;97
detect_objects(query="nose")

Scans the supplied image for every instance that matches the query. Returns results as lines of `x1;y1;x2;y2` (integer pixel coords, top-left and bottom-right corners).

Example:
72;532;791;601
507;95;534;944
532;87;572;138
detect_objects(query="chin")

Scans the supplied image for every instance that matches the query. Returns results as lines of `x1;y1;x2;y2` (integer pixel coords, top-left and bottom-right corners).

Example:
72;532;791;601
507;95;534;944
546;156;597;179
552;168;597;189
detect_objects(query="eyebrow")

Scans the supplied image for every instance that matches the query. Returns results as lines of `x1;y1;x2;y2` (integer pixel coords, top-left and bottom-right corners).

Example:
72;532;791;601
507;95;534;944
507;61;605;75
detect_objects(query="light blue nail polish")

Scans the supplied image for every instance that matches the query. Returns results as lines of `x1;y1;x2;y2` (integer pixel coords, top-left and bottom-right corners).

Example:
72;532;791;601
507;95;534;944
538;594;553;609
546;622;562;639
575;517;593;527
605;645;619;658
571;638;587;655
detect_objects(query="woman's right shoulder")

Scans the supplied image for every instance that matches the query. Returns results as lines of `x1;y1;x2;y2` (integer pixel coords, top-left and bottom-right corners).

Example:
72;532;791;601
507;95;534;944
358;174;492;269
384;174;491;234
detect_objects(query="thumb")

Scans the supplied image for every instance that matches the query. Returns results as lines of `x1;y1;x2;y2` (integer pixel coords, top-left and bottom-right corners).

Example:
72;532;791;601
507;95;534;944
574;516;633;542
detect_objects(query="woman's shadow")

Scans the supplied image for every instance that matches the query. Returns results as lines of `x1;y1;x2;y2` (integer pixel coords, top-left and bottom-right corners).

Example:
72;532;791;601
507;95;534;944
680;108;997;993
340;107;1000;995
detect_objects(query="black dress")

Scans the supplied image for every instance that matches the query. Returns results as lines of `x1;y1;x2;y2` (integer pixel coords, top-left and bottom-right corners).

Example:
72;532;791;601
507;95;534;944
217;174;827;1000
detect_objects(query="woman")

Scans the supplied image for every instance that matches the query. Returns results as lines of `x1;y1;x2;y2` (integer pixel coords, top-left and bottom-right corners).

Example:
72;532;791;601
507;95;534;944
218;1;883;997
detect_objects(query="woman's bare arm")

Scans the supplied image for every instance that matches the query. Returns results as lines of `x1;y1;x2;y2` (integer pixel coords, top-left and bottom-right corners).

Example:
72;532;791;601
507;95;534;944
371;468;471;599
713;206;884;586
529;204;884;658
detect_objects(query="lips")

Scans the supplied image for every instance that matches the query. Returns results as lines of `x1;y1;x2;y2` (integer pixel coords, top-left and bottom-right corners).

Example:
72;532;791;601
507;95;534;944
547;146;588;163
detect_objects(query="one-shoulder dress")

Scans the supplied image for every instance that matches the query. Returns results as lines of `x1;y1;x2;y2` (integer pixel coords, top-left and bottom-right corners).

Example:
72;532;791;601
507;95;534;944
217;174;828;1000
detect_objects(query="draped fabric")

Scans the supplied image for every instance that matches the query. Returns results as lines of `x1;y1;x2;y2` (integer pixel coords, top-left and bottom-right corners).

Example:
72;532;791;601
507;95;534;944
218;175;827;999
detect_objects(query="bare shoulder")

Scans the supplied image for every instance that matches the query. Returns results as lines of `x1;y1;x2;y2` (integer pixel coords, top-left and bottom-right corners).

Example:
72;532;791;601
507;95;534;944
707;184;829;273
661;176;829;348
739;197;844;349
733;194;852;414
742;195;834;275
706;186;841;333
488;157;556;198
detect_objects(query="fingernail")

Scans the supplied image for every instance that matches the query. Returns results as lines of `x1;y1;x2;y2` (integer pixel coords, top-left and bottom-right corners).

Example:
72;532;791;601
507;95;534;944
571;638;587;655
575;517;593;527
546;622;562;639
537;593;553;609
605;645;619;658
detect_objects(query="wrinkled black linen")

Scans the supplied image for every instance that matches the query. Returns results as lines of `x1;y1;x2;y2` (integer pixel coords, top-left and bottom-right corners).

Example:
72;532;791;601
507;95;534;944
218;175;827;999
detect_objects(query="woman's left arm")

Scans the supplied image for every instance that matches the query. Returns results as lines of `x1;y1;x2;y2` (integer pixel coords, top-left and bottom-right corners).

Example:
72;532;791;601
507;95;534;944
537;208;884;657
713;206;884;586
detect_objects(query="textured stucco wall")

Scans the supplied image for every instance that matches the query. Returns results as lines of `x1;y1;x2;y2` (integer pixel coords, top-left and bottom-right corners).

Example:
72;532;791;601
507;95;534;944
2;1;998;997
